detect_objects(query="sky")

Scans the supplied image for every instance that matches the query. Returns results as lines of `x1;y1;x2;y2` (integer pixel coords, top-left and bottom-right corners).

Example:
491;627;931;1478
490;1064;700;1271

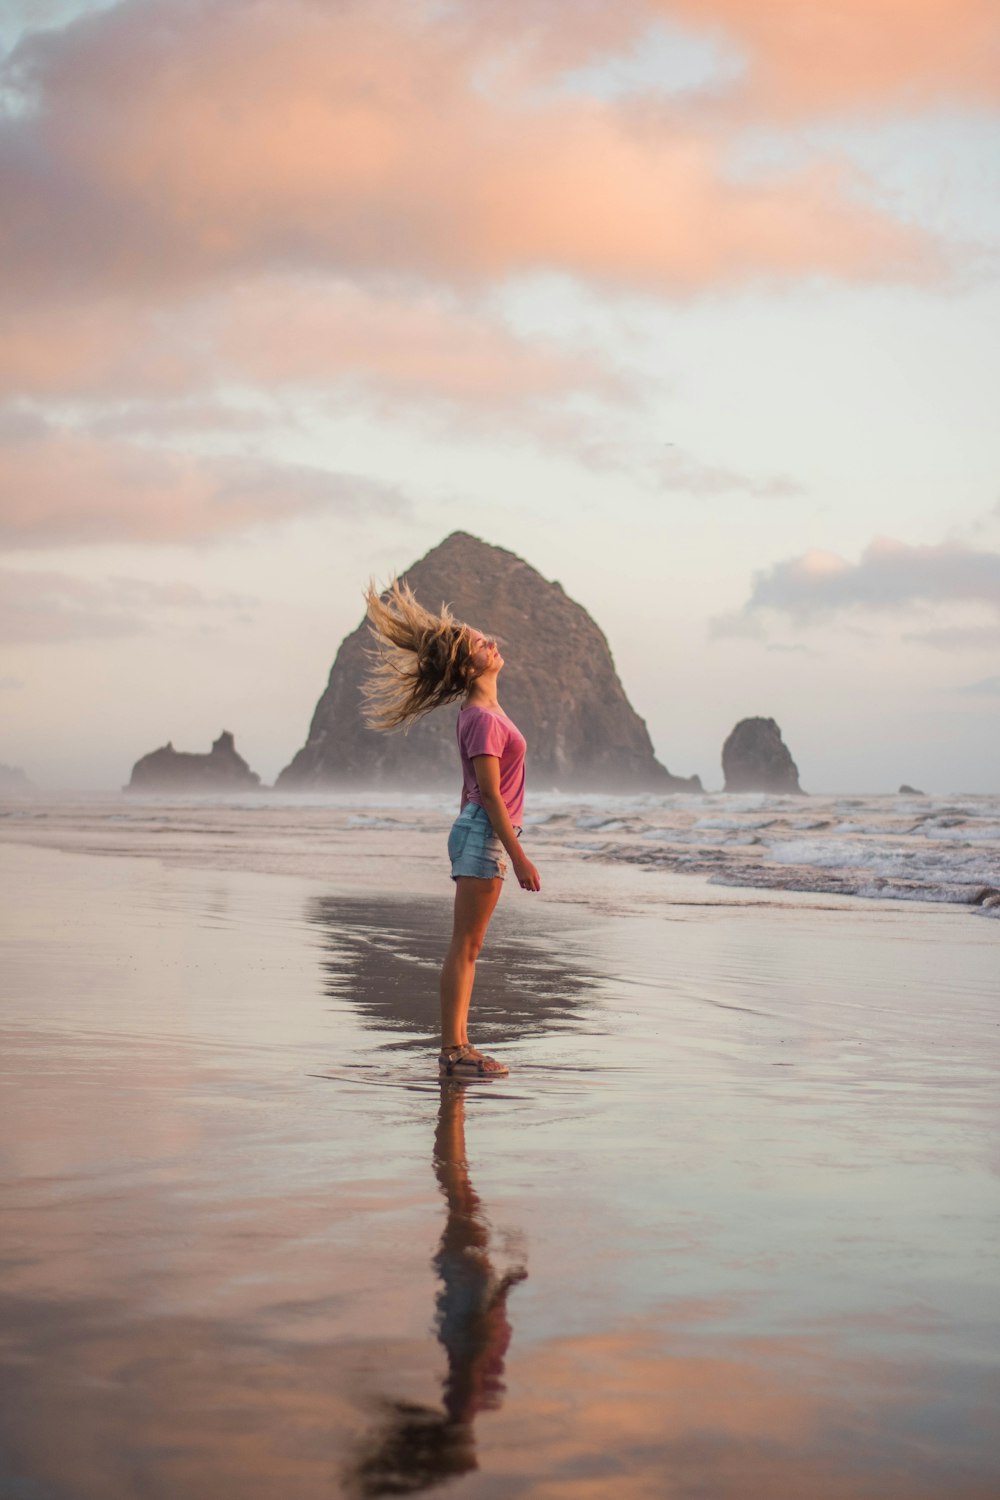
2;0;999;793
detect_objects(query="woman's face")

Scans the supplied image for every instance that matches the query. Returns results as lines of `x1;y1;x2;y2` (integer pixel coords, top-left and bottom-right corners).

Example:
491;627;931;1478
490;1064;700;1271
468;629;503;675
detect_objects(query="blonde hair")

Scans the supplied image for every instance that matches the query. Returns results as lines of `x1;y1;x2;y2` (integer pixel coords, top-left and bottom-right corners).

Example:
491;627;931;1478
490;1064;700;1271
362;578;480;732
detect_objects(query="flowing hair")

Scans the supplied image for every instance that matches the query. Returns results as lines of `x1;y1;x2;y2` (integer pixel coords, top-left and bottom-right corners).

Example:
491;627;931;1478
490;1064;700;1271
362;578;480;732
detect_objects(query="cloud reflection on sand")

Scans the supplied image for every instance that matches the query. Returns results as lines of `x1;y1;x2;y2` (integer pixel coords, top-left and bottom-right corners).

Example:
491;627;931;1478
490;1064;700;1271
2;1269;995;1498
477;1324;999;1499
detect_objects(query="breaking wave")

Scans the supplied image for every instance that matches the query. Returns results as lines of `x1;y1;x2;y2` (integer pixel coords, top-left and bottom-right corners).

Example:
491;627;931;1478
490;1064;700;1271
526;791;1000;917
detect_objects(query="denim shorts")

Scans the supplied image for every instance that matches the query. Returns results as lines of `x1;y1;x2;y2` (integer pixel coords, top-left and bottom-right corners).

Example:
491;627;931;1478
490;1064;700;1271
448;802;519;881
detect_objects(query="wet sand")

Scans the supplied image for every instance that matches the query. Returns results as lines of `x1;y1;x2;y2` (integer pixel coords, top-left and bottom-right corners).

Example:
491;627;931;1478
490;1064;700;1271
1;837;999;1498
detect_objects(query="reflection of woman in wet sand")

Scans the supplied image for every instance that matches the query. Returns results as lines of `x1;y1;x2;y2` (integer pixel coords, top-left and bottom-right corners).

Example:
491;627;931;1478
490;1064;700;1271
364;580;540;1080
433;1084;527;1430
350;1082;526;1497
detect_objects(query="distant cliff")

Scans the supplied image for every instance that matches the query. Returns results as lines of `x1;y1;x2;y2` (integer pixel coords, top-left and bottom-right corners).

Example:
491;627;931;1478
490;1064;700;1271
126;731;261;793
279;531;700;792
722;717;803;794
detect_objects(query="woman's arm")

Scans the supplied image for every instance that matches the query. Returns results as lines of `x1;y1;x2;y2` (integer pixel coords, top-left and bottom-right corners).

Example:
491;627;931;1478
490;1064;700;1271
472;755;540;891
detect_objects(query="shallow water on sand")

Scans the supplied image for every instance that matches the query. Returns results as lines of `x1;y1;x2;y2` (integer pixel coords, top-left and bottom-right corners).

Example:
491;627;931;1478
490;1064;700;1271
1;840;999;1498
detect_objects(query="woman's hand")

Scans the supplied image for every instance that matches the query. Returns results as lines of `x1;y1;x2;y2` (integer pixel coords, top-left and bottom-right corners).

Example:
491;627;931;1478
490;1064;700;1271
472;754;540;891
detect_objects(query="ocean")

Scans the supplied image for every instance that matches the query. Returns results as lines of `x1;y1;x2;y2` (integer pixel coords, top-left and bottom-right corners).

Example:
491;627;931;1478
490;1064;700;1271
3;787;998;915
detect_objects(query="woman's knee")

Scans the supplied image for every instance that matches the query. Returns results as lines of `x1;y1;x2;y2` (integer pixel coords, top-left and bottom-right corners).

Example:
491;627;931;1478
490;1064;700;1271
453;930;485;964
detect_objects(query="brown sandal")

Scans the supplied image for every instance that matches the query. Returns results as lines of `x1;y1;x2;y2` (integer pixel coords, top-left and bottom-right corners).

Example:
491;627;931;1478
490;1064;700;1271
438;1044;509;1079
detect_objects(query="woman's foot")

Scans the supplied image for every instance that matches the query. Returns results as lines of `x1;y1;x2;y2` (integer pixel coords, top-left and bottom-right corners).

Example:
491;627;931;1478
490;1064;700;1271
438;1043;509;1079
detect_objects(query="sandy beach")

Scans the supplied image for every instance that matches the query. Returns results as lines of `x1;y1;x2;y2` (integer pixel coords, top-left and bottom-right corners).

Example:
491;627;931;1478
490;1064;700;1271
1;819;999;1498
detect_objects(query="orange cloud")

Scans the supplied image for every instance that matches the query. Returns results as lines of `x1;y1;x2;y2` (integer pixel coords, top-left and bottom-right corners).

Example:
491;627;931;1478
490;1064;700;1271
216;283;623;408
0;0;983;554
456;1;1000;118
0;427;408;548
655;0;1000;118
0;0;939;309
0;282;619;412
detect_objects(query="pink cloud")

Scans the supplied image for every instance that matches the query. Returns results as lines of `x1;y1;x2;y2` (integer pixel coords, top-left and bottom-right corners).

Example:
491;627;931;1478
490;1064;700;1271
752;536;1000;615
0;567;247;643
0;0;983;556
654;0;1000;119
461;1;1000;118
0;428;408;548
658;448;804;498
0;0;941;310
716;534;1000;636
0;283;620;412
905;624;1000;651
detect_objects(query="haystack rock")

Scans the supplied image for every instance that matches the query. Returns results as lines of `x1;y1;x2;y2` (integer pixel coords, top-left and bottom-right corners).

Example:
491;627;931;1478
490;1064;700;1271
722;717;803;794
278;531;700;792
126;731;261;793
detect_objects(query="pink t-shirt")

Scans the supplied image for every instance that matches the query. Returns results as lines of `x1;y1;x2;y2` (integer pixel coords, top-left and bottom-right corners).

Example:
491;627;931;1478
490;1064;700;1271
457;706;526;826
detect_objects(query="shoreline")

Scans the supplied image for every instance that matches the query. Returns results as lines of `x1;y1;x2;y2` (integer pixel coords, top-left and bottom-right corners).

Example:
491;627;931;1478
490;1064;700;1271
2;791;998;927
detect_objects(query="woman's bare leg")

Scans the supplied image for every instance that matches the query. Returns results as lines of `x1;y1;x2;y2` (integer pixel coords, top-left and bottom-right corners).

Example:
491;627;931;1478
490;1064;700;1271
439;876;503;1049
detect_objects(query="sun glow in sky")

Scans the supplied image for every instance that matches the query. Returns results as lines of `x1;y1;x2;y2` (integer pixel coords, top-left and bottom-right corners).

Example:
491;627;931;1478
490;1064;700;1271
2;0;999;791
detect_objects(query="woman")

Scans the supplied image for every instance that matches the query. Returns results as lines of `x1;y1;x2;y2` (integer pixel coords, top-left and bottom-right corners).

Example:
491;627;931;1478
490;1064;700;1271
363;579;541;1080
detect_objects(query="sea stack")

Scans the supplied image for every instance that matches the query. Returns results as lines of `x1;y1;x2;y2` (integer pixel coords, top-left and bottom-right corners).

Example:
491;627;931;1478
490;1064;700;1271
722;717;803;794
126;731;261;793
0;763;35;798
278;531;700;792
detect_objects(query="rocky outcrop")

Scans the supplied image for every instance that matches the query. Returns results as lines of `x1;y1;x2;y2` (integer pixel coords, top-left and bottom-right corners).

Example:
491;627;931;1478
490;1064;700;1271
0;763;35;798
126;731;261;793
279;531;700;792
898;784;925;796
722;717;802;794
